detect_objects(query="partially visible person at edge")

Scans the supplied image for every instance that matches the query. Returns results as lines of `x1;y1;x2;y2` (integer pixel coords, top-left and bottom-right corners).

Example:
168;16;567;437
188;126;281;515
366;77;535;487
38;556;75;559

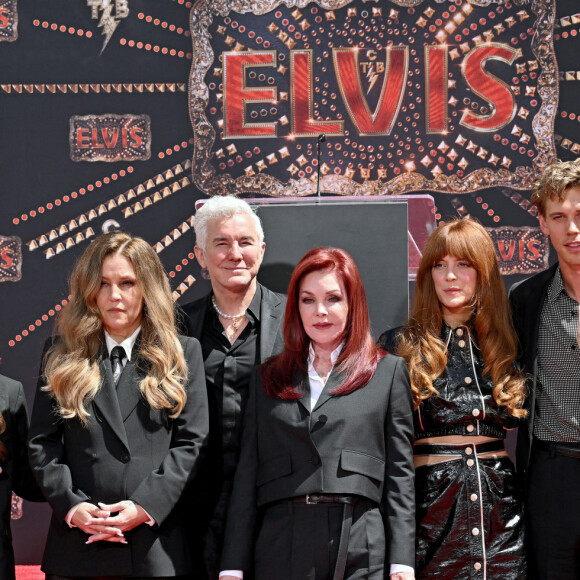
0;373;45;580
380;219;527;579
220;247;415;580
510;159;580;579
28;231;209;579
179;195;286;579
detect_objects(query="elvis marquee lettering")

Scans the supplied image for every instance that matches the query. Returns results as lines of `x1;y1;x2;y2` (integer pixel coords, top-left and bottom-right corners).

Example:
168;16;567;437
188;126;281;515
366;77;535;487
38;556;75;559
70;114;151;162
189;0;557;197
222;44;518;138
485;226;549;275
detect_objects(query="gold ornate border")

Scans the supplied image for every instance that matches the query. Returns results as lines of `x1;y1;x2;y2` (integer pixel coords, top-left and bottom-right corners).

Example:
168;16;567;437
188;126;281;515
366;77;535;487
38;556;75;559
189;0;557;196
0;0;18;42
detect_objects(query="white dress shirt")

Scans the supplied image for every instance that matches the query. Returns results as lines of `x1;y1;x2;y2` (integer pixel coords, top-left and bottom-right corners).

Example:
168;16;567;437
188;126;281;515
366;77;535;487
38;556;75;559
103;327;141;364
307;341;342;408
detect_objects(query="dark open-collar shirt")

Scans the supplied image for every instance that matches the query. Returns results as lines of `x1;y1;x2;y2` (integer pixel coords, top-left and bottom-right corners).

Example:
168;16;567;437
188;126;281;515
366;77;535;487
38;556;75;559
201;285;262;482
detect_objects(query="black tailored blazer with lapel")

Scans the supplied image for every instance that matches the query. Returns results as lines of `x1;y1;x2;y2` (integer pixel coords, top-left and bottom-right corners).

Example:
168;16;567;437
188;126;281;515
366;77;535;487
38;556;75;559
178;284;286;564
0;374;44;580
27;335;209;577
509;262;557;477
221;354;416;572
179;283;286;361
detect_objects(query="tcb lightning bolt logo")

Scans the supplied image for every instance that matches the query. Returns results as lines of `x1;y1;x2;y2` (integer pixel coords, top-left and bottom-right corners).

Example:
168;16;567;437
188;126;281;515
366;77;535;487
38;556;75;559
87;0;129;54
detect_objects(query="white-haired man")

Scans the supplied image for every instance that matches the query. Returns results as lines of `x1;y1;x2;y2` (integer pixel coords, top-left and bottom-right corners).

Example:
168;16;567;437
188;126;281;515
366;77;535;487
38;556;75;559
180;195;286;579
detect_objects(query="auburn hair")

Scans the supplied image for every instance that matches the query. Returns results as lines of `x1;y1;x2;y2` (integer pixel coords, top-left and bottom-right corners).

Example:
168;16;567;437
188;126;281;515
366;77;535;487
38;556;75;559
262;247;384;399
395;219;527;418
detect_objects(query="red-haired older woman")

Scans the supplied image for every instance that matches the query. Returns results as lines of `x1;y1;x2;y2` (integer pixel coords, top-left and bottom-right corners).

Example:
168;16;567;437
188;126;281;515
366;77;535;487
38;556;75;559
220;247;415;580
380;219;527;579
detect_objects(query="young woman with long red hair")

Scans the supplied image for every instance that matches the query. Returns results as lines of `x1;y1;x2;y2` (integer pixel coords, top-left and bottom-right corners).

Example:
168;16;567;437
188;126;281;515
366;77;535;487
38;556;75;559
381;219;527;579
220;247;416;580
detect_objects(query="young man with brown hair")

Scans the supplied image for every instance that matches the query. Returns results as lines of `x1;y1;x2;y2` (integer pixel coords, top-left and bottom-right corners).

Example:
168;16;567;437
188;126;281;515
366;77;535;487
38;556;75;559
510;159;580;579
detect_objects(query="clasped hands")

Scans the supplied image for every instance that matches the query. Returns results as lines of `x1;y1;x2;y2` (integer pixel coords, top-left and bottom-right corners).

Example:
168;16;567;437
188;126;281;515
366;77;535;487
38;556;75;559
71;500;150;544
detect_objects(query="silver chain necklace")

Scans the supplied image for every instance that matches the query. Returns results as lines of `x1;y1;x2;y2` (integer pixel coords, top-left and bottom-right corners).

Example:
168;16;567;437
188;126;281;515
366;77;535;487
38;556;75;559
212;296;246;331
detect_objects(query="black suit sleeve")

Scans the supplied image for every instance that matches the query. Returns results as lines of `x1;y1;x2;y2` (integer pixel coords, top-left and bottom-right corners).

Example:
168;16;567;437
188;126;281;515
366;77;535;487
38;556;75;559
9;381;44;502
508;280;525;352
508;277;536;479
382;357;415;569
28;340;92;520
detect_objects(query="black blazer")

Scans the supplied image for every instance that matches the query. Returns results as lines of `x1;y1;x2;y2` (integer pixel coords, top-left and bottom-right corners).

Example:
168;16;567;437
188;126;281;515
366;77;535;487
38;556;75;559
27;336;209;577
0;374;44;580
509;263;557;476
179;283;286;361
221;354;416;571
179;283;286;565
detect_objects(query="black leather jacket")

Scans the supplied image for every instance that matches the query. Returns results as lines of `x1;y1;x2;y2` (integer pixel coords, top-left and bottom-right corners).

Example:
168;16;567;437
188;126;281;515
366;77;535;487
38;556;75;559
380;324;521;440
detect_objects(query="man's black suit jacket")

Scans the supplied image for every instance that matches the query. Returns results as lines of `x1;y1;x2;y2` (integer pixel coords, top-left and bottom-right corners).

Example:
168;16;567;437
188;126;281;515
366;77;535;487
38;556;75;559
509;262;558;477
179;283;286;360
179;284;286;567
28;336;209;577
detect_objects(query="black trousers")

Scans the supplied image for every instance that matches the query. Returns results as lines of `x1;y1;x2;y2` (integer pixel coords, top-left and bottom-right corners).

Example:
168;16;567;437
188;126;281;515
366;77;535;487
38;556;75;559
526;447;580;579
200;485;230;580
253;498;384;580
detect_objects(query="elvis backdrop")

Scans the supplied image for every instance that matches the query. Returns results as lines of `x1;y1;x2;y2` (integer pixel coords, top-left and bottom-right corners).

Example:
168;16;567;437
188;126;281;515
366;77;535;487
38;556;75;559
0;0;576;565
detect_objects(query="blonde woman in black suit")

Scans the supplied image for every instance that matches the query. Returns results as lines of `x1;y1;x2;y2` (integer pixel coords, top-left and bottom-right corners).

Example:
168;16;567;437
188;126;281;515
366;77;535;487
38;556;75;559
28;232;208;579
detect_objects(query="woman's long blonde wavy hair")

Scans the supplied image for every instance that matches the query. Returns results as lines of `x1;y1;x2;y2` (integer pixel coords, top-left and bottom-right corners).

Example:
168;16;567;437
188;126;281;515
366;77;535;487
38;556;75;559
396;219;526;418
43;232;188;424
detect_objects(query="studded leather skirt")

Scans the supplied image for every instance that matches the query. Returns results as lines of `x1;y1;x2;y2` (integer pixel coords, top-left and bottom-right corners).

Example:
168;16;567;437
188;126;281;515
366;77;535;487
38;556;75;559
414;441;527;579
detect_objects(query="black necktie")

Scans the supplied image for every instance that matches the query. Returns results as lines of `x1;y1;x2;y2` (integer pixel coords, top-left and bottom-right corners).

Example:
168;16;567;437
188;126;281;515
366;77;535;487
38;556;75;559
110;346;126;386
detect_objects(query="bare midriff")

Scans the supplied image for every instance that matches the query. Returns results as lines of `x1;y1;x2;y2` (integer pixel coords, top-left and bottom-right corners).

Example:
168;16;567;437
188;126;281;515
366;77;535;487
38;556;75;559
413;435;508;467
